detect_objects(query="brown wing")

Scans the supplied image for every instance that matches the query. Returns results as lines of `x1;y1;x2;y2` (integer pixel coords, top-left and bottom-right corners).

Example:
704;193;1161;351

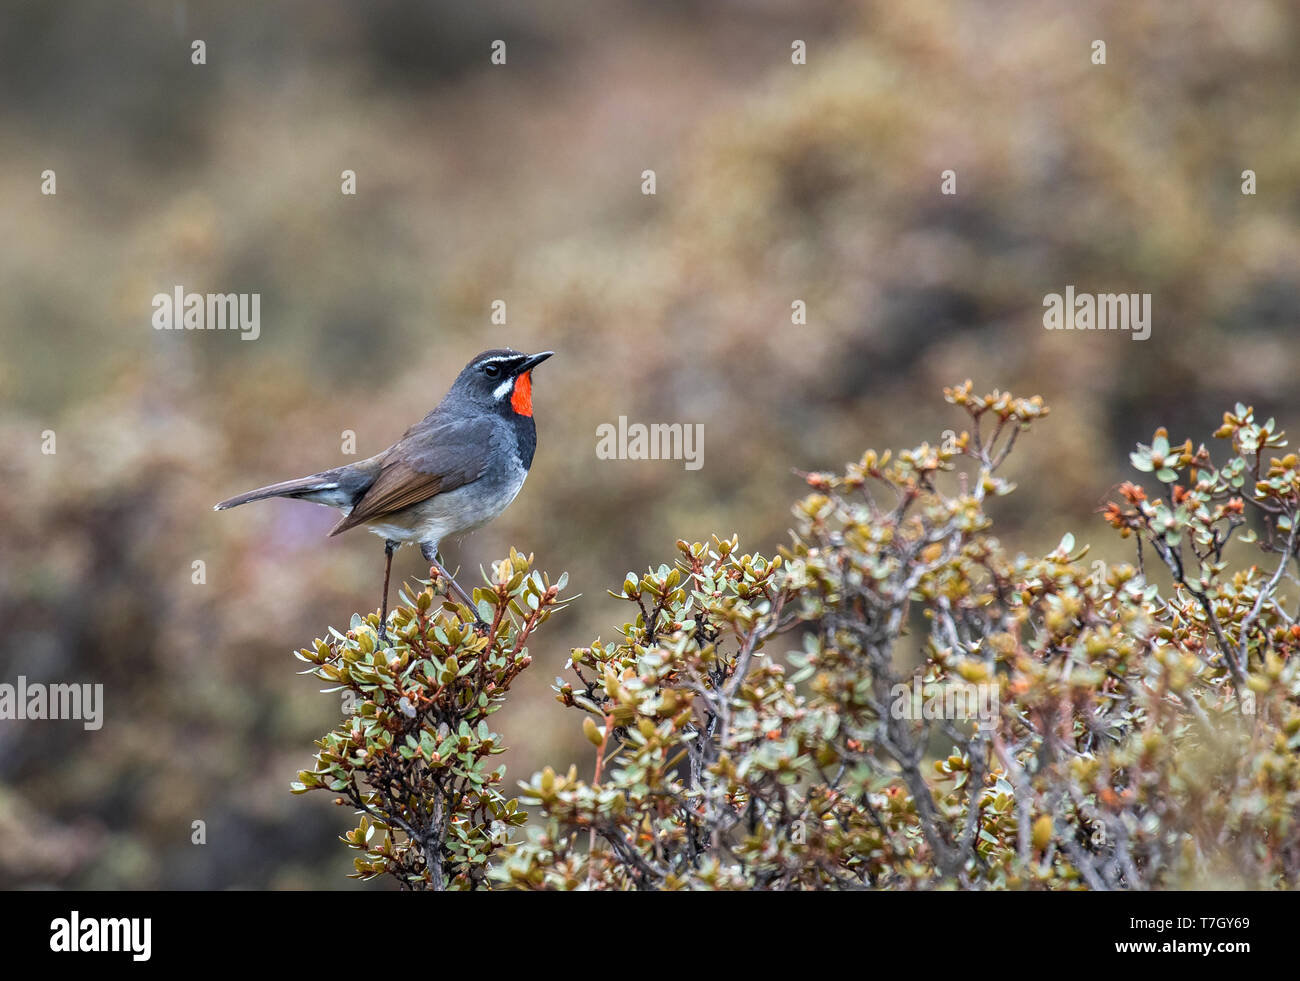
328;416;494;535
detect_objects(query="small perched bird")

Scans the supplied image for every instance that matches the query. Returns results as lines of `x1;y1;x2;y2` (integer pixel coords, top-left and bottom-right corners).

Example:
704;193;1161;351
214;349;554;637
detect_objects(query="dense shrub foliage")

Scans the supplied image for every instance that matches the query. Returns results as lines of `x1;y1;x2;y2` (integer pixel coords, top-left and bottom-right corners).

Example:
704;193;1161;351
292;552;569;889
298;386;1300;889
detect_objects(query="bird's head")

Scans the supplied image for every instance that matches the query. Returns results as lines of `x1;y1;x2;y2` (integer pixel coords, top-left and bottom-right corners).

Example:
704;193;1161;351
449;348;555;417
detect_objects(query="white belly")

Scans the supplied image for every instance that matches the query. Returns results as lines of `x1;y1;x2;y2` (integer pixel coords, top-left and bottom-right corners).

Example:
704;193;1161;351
362;466;528;549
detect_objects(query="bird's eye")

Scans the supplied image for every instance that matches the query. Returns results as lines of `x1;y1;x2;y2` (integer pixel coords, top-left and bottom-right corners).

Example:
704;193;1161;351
483;363;503;379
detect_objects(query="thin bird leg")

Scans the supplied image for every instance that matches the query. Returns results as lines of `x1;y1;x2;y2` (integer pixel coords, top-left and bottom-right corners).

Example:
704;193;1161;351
431;560;479;612
420;543;486;629
379;539;398;642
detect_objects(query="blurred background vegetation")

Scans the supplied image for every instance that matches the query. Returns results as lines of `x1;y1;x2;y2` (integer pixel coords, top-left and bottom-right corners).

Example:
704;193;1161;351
1;0;1297;887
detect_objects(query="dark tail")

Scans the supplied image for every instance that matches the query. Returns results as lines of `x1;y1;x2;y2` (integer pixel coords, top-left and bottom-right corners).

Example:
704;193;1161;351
213;474;348;512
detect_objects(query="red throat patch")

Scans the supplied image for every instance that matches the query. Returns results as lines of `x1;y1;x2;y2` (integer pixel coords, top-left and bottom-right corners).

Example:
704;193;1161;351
510;371;533;416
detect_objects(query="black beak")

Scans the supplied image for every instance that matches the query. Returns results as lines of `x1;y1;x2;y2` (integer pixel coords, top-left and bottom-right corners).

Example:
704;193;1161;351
517;351;554;373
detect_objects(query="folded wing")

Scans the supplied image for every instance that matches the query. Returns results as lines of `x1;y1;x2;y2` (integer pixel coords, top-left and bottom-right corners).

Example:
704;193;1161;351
328;416;493;535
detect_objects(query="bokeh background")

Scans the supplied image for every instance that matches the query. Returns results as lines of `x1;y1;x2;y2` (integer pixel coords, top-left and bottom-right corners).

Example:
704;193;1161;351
2;0;1298;888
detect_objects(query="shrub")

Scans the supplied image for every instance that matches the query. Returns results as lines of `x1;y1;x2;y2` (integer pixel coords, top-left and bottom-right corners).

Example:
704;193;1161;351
297;385;1300;889
292;550;569;889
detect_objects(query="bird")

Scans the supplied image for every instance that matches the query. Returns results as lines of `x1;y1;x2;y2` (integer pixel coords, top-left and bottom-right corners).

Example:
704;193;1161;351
214;348;554;639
